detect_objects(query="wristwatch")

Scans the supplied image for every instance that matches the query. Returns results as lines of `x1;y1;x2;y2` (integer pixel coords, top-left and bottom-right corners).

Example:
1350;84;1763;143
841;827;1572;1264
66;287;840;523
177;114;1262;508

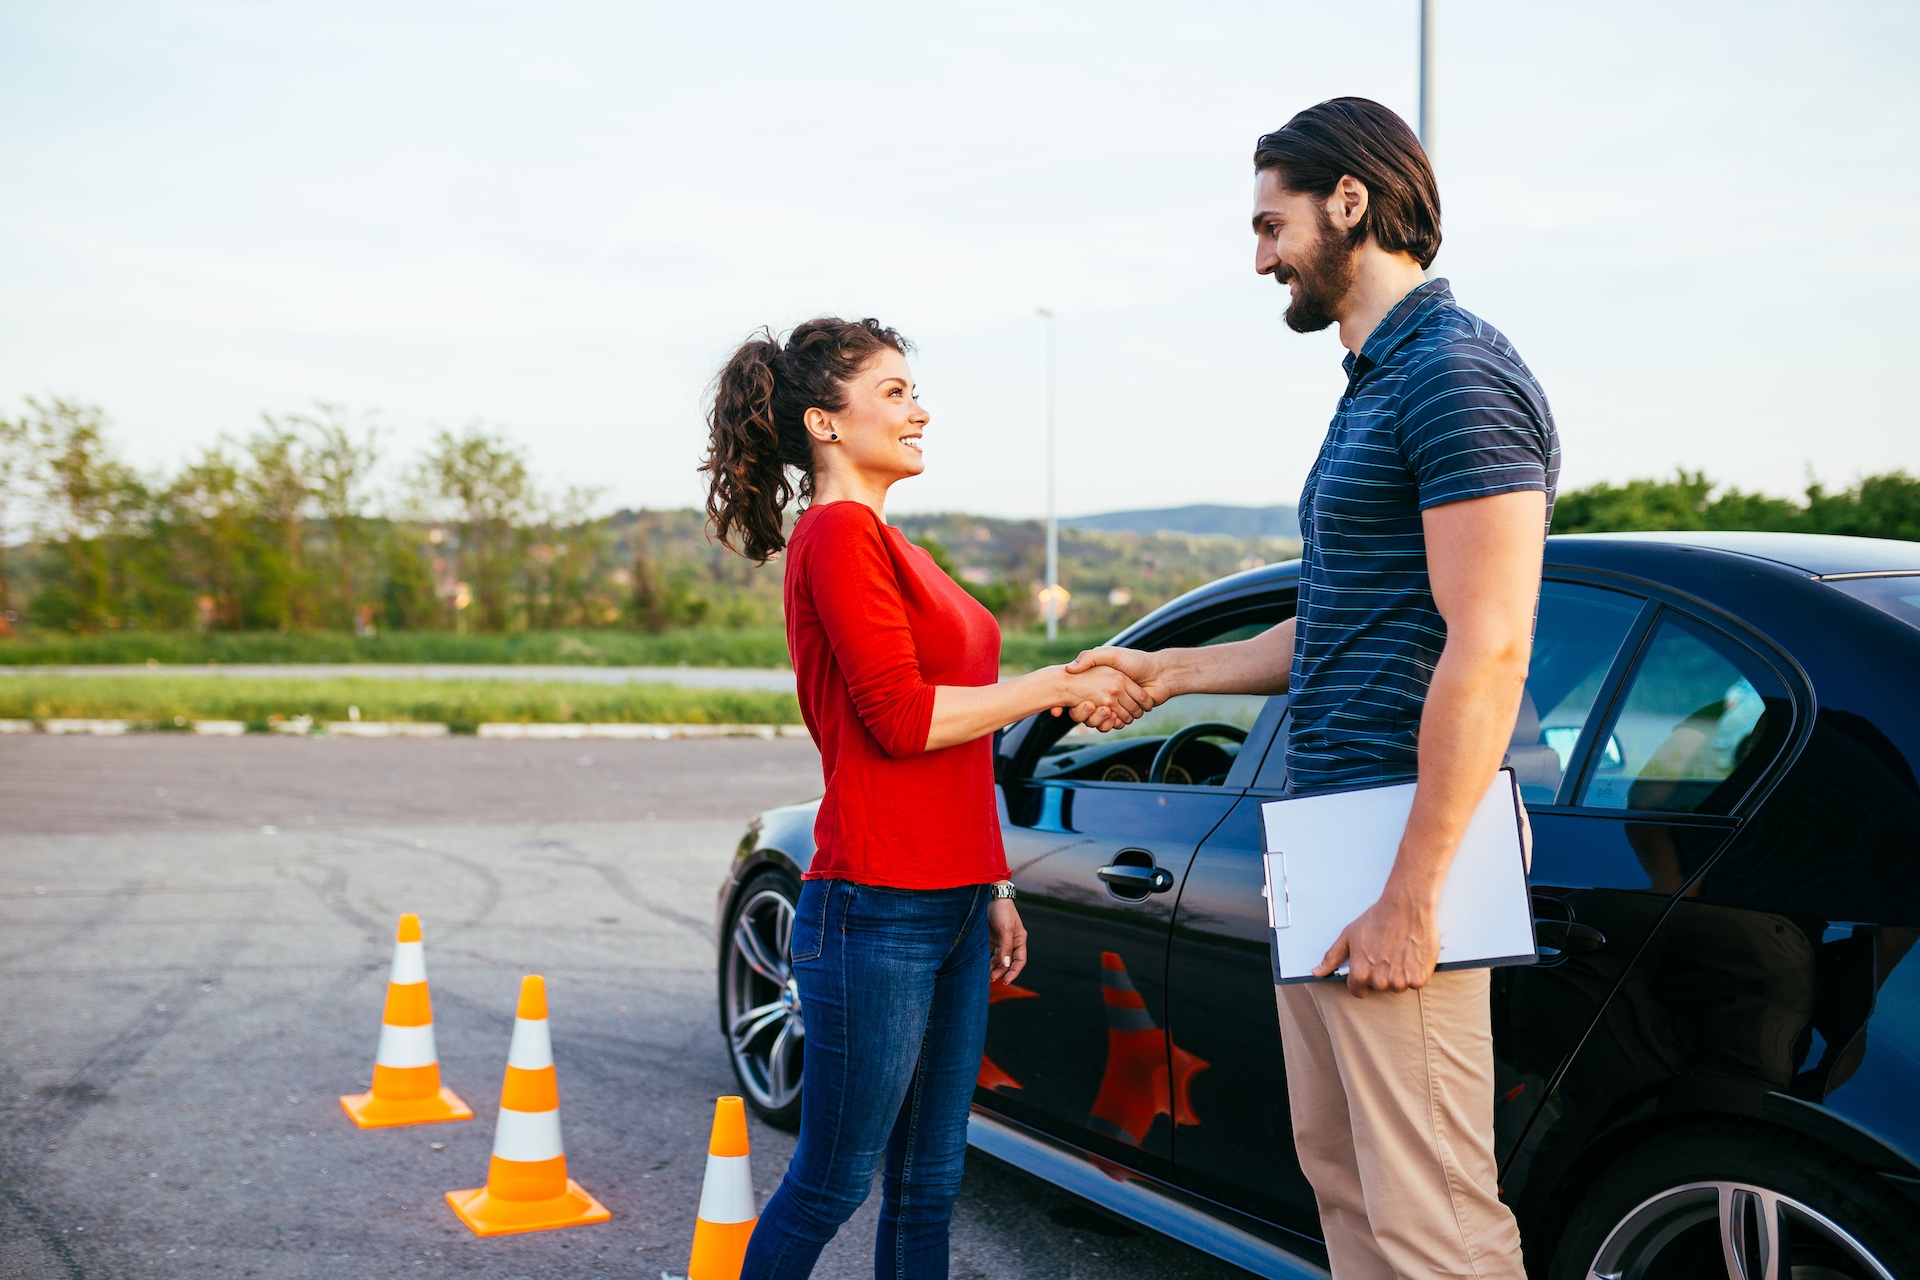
988;879;1017;900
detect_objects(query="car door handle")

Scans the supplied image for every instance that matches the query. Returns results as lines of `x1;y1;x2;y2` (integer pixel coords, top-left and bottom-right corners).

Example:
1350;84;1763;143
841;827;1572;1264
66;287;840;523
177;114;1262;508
1532;918;1606;954
1097;865;1175;893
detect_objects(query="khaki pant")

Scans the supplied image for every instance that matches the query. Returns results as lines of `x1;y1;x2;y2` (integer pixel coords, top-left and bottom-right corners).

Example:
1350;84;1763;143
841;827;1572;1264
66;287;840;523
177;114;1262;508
1275;968;1525;1280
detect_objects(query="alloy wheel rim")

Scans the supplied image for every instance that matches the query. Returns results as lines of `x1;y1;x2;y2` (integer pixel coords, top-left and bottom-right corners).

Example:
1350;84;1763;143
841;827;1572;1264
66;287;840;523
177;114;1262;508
724;887;802;1112
1589;1180;1894;1280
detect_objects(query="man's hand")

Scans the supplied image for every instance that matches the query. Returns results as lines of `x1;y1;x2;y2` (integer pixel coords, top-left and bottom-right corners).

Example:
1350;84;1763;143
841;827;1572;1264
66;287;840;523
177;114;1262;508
988;898;1028;984
1313;883;1442;996
1052;621;1295;730
1065;646;1176;703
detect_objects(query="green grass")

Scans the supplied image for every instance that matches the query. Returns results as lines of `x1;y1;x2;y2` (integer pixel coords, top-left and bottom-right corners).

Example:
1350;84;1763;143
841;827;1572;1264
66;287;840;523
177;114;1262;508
997;627;1119;671
0;625;1121;672
0;628;793;668
0;675;800;732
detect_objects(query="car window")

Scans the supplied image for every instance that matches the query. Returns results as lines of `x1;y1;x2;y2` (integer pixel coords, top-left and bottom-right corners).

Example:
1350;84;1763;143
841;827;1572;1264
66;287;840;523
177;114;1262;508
1036;620;1277;787
1513;582;1646;805
1577;612;1792;815
1826;574;1920;632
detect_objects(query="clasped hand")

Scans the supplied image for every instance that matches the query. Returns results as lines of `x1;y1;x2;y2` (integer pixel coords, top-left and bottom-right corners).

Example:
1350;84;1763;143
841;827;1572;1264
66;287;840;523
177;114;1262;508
1047;644;1171;733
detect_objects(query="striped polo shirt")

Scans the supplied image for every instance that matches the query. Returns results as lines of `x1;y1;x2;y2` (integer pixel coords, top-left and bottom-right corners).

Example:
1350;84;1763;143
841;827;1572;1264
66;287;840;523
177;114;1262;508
1287;278;1560;792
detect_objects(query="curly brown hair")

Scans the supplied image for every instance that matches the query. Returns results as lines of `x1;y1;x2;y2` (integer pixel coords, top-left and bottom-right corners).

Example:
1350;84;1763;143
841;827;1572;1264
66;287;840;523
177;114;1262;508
699;317;910;564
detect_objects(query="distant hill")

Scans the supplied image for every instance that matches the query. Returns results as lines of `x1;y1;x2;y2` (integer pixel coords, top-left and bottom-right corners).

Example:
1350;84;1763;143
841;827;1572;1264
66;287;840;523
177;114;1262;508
1061;504;1300;540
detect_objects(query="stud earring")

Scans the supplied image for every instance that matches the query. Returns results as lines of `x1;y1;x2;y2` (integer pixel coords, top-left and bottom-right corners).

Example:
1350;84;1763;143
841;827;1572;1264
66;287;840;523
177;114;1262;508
829;432;838;440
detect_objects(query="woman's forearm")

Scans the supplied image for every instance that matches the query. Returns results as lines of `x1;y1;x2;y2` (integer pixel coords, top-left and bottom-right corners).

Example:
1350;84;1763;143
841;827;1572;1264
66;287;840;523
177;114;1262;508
924;670;1075;753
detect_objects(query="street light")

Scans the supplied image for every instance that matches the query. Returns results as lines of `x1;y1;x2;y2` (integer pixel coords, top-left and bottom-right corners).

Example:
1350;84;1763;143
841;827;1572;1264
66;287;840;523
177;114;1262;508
1418;0;1435;156
1036;306;1058;642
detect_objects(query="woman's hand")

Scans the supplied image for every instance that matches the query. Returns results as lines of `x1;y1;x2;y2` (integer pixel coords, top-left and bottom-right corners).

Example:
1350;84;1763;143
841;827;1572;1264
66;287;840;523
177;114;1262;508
988;898;1027;985
1046;663;1154;730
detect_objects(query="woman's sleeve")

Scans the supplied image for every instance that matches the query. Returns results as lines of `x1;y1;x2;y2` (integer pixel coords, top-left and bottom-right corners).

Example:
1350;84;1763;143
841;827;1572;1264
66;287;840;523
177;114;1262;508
805;506;934;758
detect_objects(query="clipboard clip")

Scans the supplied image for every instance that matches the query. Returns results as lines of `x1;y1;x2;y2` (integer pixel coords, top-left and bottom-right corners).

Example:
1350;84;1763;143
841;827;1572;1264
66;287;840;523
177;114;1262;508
1264;850;1290;929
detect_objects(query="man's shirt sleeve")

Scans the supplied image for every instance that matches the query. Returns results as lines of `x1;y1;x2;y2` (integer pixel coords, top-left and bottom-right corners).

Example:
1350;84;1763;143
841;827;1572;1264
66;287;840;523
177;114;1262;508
1396;346;1554;511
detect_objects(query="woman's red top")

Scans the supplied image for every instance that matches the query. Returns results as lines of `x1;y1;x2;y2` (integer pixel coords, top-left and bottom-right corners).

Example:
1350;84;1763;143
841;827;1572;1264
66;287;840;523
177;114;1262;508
783;501;1010;889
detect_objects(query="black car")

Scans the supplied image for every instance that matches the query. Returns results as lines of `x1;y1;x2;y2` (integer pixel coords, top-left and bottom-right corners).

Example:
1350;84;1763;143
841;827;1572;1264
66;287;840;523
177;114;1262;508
716;531;1920;1279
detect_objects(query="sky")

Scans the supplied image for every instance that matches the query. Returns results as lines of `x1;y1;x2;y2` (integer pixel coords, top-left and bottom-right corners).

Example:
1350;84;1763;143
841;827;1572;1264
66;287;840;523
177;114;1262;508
1;1;1915;521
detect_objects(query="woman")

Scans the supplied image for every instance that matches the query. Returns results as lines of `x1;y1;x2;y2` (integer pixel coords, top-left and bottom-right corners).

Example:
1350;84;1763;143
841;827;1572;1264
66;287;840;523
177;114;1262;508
701;317;1150;1279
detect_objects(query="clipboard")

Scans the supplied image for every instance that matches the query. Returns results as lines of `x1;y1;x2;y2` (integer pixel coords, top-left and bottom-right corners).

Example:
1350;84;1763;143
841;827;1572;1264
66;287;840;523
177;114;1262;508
1260;769;1537;985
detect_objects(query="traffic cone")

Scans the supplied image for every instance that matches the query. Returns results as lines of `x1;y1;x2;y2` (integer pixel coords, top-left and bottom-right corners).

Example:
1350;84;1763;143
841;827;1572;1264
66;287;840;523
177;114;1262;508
1087;950;1208;1146
340;913;473;1128
445;975;610;1236
976;982;1039;1092
686;1096;757;1280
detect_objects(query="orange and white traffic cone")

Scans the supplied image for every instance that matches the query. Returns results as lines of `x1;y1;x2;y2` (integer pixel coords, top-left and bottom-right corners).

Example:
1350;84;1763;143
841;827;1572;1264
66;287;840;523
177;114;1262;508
340;913;473;1128
686;1095;757;1280
445;975;610;1236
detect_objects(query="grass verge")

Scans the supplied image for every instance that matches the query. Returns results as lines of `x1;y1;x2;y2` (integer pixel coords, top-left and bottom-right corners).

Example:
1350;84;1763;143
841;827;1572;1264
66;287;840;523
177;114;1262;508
0;628;794;668
0;676;800;732
0;626;1120;672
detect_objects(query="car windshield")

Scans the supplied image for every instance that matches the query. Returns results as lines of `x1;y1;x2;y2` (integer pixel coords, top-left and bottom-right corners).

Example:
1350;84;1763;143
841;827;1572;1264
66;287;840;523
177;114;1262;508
1826;574;1920;631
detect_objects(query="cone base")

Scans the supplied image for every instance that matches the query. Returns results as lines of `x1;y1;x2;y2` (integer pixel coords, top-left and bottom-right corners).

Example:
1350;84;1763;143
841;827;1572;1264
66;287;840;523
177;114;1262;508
444;1180;610;1237
339;1086;474;1128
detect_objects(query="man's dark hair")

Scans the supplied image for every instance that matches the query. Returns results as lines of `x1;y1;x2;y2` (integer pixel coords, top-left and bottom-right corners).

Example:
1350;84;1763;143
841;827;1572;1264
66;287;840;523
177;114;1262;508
1254;98;1441;269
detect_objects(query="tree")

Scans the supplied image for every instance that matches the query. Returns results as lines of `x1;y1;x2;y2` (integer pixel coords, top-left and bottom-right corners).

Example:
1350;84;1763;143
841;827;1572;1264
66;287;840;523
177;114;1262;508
381;530;442;630
166;443;252;630
1804;472;1920;541
911;532;1022;618
628;512;670;632
1553;468;1920;542
0;413;27;636
247;417;315;630
295;403;382;628
527;484;609;629
414;426;531;631
26;397;146;632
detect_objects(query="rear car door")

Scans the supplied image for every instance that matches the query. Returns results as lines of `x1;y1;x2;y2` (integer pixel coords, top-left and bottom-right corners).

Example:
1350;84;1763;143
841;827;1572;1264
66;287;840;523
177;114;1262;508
979;612;1285;1173
1165;579;1651;1239
1499;598;1803;1212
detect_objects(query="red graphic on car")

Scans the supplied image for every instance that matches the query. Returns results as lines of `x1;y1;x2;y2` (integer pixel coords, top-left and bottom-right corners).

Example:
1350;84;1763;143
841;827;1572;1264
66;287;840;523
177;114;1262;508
1088;950;1208;1145
977;981;1039;1091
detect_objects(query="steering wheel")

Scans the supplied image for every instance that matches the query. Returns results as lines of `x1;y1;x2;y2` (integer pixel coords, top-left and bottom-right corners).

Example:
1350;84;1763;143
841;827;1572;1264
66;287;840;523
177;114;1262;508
1148;722;1249;785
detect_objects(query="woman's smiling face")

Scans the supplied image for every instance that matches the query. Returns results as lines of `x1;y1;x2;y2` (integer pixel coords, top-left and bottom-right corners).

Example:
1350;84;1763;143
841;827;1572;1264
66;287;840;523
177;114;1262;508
813;348;928;485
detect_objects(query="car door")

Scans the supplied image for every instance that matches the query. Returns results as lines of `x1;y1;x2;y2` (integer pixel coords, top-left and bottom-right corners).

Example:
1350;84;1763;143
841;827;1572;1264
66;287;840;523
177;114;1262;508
1165;579;1652;1238
1498;600;1802;1217
978;614;1284;1173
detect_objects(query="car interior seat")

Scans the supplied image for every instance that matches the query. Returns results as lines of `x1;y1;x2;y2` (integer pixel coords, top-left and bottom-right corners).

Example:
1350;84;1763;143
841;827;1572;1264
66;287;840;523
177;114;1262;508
1507;689;1564;799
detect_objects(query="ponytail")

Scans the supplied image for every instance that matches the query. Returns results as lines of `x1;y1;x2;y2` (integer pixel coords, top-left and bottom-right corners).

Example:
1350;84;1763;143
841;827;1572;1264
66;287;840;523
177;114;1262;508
701;317;908;563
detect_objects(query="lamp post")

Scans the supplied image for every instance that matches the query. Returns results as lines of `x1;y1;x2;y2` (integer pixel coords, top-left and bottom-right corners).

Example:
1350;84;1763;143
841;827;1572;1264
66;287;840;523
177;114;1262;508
1418;0;1435;156
1036;306;1059;642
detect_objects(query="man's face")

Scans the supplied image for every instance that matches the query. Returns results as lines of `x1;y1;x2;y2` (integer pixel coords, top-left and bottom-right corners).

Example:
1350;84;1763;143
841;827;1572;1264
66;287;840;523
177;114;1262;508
1252;168;1355;334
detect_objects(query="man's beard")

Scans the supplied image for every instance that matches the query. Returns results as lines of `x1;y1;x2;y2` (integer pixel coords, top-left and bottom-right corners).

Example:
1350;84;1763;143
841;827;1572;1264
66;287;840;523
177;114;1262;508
1275;209;1356;334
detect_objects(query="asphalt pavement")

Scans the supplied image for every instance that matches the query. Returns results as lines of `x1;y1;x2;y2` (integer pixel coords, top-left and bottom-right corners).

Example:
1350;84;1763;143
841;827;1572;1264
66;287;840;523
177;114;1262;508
0;735;1248;1279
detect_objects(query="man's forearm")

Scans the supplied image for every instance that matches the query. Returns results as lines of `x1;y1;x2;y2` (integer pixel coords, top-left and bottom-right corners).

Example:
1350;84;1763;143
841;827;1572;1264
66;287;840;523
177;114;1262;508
1388;634;1529;905
1156;617;1296;698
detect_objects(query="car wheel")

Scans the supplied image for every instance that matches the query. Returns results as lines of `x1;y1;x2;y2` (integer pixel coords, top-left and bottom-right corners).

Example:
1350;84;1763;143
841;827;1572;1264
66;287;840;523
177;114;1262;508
1549;1120;1917;1280
721;869;803;1130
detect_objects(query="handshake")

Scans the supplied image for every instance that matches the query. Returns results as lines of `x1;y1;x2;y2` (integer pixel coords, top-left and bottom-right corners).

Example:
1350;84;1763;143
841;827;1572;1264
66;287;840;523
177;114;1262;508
1046;645;1174;732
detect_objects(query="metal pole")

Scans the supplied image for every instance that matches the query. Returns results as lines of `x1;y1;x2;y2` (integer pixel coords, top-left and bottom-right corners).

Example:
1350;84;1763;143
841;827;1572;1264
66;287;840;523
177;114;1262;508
1037;306;1058;643
1418;0;1435;156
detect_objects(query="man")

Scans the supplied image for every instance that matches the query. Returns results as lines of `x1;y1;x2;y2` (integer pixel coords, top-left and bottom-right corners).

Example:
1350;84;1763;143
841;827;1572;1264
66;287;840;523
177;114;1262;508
1071;98;1558;1278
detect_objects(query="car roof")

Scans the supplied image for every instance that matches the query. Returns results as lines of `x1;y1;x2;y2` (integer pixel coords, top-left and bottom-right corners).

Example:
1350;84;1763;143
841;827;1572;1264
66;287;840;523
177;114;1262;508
1117;532;1918;644
1552;531;1920;577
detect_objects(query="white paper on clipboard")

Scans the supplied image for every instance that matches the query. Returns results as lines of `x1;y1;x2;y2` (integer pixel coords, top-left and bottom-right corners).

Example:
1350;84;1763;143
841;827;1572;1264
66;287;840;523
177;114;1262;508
1260;770;1536;984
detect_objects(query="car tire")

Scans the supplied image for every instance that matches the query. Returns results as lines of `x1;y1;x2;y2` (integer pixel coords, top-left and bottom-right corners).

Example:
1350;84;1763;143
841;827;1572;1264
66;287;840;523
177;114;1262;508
720;868;804;1131
1548;1119;1918;1280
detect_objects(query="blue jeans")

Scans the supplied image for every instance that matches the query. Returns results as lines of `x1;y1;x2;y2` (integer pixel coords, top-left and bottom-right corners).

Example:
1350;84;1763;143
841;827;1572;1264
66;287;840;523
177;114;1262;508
741;878;991;1280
